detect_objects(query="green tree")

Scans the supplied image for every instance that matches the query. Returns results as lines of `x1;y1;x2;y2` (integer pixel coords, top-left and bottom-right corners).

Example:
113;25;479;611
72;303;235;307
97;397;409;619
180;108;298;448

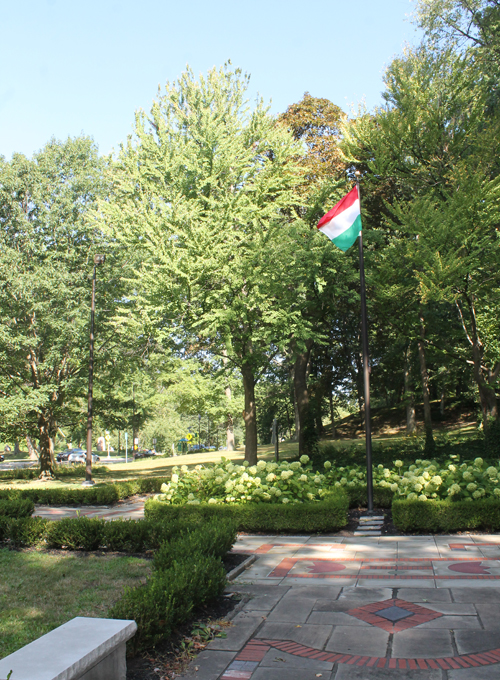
102;65;303;464
341;34;500;433
0;137;124;477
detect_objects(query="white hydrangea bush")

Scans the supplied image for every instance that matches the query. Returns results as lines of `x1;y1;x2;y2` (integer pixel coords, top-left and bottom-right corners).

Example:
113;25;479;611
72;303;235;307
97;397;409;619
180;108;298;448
156;454;500;506
322;456;500;501
157;455;326;505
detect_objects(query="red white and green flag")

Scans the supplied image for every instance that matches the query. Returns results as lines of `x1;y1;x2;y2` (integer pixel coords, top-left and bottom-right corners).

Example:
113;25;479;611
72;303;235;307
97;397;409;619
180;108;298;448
317;185;361;252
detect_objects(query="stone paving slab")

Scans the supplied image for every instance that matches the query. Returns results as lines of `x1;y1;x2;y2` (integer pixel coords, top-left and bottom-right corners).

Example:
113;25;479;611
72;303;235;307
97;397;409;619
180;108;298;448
258;647;333;670
177;534;500;679
326;625;389;656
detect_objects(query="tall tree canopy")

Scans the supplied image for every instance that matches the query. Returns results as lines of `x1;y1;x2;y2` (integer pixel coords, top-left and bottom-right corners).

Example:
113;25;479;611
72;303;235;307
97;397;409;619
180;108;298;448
0;137;126;476
102;65;305;464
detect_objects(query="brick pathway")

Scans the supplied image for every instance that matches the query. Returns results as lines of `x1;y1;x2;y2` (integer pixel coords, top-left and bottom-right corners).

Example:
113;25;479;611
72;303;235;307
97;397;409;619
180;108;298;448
178;534;500;679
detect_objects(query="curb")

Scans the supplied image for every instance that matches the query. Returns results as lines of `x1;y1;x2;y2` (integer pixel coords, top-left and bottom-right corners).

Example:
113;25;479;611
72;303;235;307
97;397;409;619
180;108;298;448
227;554;257;582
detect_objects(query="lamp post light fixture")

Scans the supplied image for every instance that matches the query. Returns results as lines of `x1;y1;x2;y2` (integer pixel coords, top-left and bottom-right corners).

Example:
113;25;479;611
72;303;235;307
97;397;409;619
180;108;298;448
83;254;106;487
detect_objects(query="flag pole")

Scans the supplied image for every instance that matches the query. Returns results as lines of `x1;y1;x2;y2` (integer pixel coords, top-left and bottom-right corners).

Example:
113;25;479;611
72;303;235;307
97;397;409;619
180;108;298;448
356;175;374;513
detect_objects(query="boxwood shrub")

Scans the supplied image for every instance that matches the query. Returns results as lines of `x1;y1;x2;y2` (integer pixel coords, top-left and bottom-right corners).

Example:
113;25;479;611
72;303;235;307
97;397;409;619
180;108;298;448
111;553;227;654
0;517;48;547
0;498;35;518
0;477;168;506
144;490;349;533
393;497;500;532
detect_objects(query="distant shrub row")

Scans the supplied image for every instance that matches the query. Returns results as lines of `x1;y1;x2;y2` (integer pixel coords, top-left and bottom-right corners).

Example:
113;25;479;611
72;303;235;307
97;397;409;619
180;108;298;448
0;478;168;505
0;465;111;481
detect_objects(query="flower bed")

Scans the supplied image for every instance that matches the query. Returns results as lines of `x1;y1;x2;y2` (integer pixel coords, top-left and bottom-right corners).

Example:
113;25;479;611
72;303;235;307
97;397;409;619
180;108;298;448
156;455;333;505
154;454;500;507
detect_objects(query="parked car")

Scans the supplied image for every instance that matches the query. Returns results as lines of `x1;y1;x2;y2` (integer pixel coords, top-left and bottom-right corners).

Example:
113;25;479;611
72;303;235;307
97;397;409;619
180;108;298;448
67;451;100;464
57;448;85;463
133;449;155;460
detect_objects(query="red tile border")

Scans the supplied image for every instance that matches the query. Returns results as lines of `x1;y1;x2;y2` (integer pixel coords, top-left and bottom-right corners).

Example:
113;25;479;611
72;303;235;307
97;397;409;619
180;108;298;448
238;638;500;675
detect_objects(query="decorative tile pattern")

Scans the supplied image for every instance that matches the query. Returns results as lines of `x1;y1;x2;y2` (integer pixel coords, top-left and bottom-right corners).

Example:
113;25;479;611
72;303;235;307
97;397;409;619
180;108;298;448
236;638;500;672
266;556;500;580
346;598;443;633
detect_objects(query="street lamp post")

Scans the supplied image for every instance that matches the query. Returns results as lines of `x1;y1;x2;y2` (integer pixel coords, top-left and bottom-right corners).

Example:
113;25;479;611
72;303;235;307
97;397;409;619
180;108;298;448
83;254;105;486
198;414;201;450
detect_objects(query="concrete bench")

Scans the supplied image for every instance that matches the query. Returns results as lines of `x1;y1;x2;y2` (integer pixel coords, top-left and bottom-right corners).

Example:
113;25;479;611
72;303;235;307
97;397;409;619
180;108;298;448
0;617;137;680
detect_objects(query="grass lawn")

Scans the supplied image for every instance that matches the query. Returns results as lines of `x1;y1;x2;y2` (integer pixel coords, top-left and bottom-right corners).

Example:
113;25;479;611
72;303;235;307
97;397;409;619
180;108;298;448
0;549;151;659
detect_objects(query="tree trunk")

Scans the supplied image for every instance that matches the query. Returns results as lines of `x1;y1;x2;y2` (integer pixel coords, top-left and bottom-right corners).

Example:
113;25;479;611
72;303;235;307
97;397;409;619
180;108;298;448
417;315;434;452
241;364;258;465
329;390;336;439
472;340;499;429
222;351;235;451
293;341;316;456
225;385;235;451
404;345;417;435
289;362;299;442
14;440;20;456
38;415;56;479
440;390;445;417
466;299;499;430
26;436;38;461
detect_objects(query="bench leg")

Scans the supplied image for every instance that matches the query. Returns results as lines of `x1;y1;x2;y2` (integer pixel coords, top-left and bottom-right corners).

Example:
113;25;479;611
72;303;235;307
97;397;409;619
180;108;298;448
78;642;126;680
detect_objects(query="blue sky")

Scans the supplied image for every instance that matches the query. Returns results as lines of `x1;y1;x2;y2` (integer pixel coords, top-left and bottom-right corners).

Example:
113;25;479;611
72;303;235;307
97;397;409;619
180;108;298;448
1;0;421;160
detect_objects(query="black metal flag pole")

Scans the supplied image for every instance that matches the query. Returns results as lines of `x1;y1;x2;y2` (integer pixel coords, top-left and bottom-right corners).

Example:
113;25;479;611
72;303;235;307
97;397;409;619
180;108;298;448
356;175;374;513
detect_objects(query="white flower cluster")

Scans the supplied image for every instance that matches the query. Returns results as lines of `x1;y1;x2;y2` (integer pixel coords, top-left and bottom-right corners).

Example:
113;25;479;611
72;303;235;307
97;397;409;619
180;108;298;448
155;451;500;507
155;455;332;505
321;455;500;502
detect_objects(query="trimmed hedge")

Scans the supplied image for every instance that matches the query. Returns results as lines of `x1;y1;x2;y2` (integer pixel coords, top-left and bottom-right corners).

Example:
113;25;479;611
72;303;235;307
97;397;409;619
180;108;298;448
144;491;349;533
0;517;48;547
0;498;35;518
0;513;229;552
393;498;500;532
111;553;227;653
152;519;238;571
0;477;168;506
109;516;236;653
0;466;112;481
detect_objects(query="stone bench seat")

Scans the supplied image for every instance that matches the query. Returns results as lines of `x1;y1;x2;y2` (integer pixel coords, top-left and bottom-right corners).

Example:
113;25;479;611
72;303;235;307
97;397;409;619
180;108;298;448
0;617;137;680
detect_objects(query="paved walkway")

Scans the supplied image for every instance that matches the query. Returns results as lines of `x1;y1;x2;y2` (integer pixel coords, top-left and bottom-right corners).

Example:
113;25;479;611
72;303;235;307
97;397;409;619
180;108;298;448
33;501;145;521
179;534;500;679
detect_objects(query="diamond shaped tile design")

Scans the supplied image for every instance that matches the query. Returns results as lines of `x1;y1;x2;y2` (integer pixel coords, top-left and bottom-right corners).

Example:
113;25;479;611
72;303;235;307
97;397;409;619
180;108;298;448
376;605;414;622
346;598;443;633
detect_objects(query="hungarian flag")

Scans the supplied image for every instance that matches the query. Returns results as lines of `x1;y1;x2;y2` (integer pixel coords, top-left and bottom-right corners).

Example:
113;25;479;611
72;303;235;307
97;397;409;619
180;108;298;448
317;185;361;252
